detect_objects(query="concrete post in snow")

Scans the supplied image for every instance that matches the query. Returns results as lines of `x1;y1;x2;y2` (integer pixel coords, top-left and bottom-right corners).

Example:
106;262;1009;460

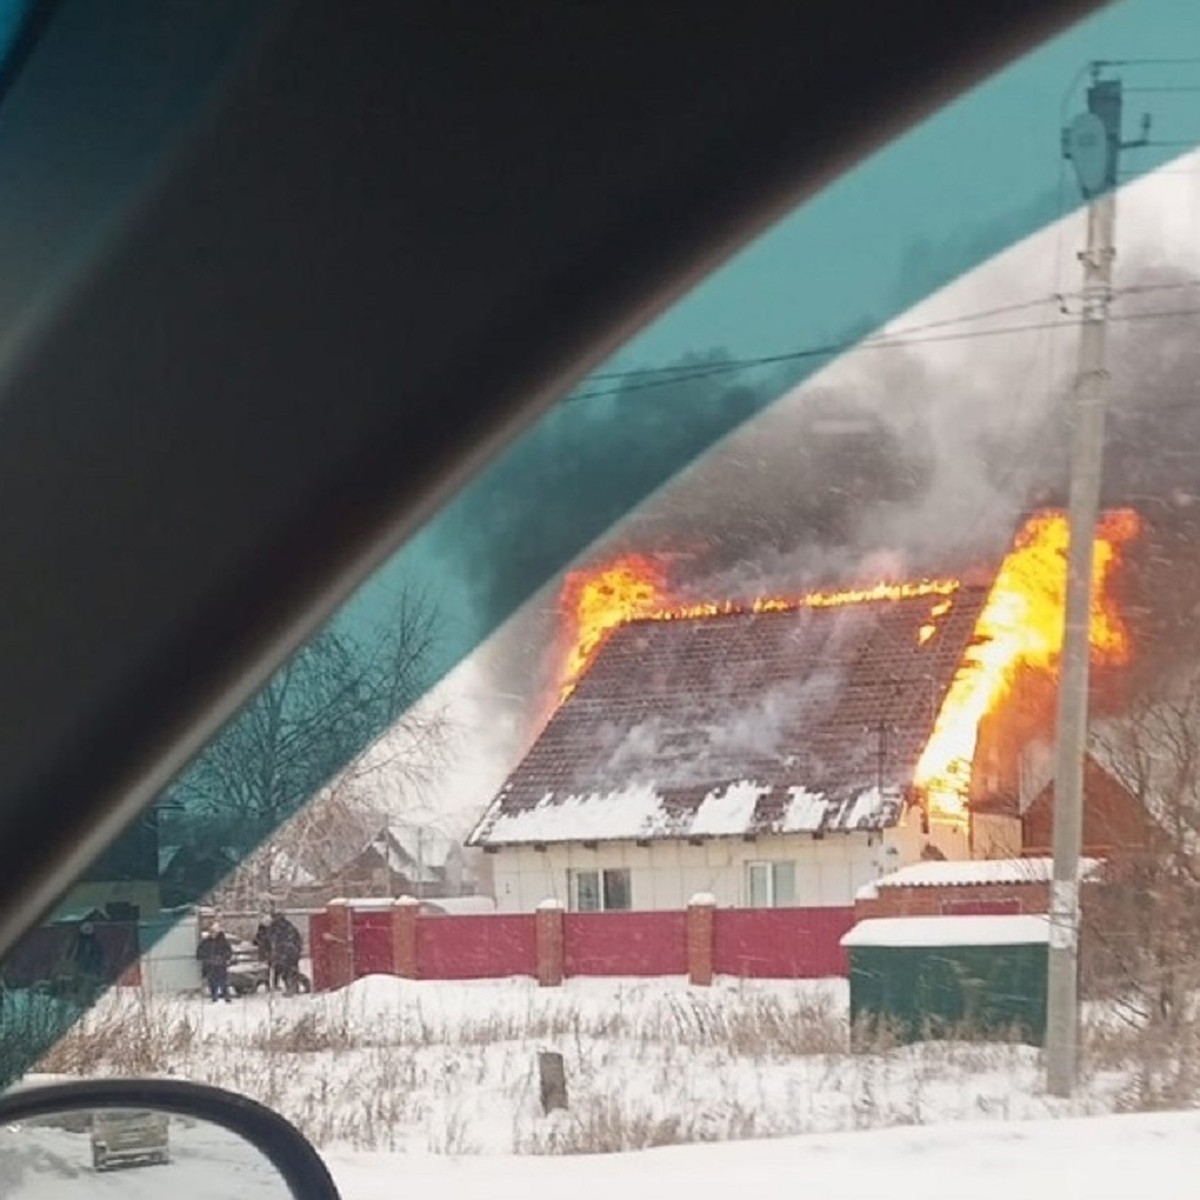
391;895;420;979
687;893;716;986
538;1050;569;1112
535;898;565;988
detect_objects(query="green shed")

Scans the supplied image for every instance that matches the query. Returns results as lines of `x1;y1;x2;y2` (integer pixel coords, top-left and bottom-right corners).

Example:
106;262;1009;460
841;914;1049;1046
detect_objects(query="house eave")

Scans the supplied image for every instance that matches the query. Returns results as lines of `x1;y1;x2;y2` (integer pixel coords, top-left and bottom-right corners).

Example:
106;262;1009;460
472;825;894;853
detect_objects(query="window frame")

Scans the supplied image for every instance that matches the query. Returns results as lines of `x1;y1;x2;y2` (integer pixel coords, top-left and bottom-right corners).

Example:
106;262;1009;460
745;859;796;908
568;866;632;912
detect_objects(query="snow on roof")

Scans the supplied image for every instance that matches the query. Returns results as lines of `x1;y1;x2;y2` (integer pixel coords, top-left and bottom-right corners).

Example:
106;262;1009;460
687;780;767;837
483;783;663;844
470;590;994;848
855;856;1103;898
387;822;458;871
334;822;459;883
478;781;907;846
841;914;1051;948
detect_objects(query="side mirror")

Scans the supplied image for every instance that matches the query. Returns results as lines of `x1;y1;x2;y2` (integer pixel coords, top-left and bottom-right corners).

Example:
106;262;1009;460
0;1078;340;1199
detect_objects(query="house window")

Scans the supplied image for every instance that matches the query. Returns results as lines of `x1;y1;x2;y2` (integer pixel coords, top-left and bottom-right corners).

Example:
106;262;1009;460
746;861;796;907
569;868;632;912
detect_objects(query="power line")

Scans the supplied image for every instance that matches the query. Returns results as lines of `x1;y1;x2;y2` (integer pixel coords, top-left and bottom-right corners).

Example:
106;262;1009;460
580;280;1200;390
584;295;1061;383
1094;57;1200;68
1118;278;1200;297
564;301;1200;404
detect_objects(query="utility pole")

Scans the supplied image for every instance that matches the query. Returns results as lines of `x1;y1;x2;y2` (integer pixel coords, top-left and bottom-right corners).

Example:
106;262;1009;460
1047;67;1148;1098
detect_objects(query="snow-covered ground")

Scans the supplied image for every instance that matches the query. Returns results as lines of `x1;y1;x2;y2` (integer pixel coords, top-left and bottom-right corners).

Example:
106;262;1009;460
7;1101;1198;1199
325;1110;1200;1200
17;973;1161;1157
10;974;1200;1196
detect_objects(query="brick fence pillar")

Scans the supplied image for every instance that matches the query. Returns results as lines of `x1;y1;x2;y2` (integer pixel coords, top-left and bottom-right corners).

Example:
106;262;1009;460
687;893;716;986
326;898;355;990
535;899;564;987
391;896;420;979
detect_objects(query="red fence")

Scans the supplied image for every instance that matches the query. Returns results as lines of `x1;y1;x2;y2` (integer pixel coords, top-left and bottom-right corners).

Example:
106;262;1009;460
353;910;394;976
310;910;332;990
563;911;688;977
713;906;855;978
418;914;536;980
311;900;855;989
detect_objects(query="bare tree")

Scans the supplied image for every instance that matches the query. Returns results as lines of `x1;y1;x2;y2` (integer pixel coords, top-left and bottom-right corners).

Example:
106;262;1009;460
164;589;449;908
214;705;451;908
1085;668;1200;1028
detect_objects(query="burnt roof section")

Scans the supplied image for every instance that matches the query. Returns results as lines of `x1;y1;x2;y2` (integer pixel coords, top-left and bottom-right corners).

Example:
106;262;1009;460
469;585;992;846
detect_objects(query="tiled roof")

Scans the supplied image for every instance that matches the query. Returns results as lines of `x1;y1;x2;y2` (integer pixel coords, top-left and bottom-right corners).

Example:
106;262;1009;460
469;586;991;846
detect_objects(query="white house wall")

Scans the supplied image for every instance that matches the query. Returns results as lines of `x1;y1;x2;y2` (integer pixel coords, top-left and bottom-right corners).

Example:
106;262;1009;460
490;825;922;913
139;914;202;994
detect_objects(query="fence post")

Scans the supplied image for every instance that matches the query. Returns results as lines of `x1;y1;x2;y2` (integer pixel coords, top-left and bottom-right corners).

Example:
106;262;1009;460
326;898;355;990
391;895;420;979
687;893;716;986
535;898;564;987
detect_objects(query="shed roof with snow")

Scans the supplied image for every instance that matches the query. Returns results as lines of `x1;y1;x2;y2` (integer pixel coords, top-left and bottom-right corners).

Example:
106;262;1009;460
841;914;1051;948
854;855;1104;899
469;586;991;847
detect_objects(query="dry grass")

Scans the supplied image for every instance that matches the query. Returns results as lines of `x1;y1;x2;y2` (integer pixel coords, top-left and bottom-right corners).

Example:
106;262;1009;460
22;980;1200;1156
1082;1003;1200;1113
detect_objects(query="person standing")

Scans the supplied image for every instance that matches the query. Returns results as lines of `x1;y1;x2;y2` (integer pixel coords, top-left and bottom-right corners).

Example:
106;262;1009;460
73;921;105;980
253;915;277;990
268;912;302;996
196;922;233;1002
65;920;106;1004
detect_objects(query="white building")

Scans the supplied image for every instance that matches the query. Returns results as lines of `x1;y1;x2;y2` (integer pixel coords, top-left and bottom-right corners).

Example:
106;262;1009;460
485;818;925;914
469;589;989;913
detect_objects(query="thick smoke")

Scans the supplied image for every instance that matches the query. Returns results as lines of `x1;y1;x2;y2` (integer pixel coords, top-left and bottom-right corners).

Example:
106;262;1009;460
443;170;1200;800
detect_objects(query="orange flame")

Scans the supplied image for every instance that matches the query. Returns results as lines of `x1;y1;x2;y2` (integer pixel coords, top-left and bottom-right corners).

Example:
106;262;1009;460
916;508;1140;824
557;557;958;701
554;509;1139;828
557;553;669;700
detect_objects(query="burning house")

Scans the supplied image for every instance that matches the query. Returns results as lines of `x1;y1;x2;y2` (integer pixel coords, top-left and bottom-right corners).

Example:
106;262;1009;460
468;509;1141;915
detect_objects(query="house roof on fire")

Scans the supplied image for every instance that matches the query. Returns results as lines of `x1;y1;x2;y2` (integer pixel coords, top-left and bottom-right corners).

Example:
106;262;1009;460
468;585;992;847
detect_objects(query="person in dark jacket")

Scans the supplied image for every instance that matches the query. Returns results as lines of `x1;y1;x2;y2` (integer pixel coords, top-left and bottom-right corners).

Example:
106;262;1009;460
268;912;303;995
65;921;106;1002
73;921;105;978
196;922;233;1002
253;916;277;990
